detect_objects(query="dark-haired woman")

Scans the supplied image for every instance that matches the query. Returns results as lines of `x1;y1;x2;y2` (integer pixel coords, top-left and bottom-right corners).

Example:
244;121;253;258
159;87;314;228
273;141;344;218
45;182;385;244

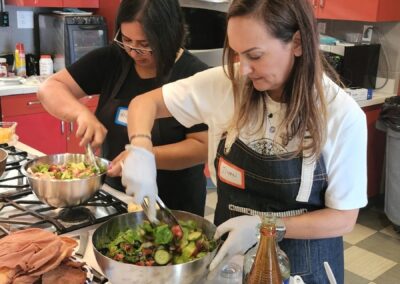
121;0;368;282
37;0;208;216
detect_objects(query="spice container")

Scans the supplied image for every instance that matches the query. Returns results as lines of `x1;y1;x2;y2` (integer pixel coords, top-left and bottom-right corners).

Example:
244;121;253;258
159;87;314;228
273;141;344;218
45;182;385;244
39;55;53;76
14;43;26;77
0;58;7;77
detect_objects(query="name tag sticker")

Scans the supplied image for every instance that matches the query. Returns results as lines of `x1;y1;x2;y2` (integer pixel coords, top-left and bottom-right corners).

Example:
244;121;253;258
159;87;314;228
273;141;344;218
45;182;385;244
115;107;128;126
218;157;245;189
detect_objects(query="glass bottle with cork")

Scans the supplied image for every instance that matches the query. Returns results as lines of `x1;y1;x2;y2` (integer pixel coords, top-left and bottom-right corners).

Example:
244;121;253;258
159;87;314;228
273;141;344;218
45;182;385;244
243;214;290;284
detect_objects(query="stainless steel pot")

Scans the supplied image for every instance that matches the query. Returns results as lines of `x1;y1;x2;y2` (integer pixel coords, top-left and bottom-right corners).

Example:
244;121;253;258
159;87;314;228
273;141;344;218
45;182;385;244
0;148;8;177
92;210;219;284
21;153;109;208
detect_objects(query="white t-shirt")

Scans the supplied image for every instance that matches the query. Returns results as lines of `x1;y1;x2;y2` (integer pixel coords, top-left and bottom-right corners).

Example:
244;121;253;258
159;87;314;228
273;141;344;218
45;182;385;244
162;66;368;210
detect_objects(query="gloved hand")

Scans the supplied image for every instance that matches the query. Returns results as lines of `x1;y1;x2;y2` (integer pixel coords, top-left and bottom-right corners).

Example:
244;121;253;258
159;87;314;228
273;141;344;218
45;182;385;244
121;145;158;222
209;215;261;271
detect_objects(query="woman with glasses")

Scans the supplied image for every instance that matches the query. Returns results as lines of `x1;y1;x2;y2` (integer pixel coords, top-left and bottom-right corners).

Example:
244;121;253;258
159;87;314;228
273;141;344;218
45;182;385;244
121;0;368;282
37;0;209;216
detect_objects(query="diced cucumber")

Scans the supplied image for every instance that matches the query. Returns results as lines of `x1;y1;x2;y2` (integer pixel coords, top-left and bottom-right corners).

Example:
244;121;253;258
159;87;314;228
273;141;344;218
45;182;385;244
182;241;197;259
196;252;207;259
188;231;202;241
154;249;171;265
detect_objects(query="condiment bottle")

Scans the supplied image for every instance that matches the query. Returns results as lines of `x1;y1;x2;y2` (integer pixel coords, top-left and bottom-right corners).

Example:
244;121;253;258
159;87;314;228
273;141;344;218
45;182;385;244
243;215;287;284
14;43;26;77
0;58;7;77
39;55;54;76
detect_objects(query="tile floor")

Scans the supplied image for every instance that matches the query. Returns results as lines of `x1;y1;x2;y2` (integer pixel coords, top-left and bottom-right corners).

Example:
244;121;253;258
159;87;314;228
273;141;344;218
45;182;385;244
204;189;400;284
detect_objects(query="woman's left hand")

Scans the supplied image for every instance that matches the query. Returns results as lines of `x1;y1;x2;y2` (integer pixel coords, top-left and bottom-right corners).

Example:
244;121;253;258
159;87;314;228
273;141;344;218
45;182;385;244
210;215;261;271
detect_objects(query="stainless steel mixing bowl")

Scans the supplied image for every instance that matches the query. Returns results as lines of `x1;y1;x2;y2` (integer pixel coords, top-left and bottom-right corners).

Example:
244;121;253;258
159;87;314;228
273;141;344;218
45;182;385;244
92;210;219;284
21;153;109;208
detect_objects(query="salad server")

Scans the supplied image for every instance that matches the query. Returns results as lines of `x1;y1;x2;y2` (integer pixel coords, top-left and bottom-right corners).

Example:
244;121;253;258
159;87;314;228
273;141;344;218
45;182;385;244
142;195;183;235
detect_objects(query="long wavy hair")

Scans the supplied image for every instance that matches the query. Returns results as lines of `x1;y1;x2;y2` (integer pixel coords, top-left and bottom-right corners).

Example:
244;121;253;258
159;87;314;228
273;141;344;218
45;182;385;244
115;0;186;81
223;0;338;159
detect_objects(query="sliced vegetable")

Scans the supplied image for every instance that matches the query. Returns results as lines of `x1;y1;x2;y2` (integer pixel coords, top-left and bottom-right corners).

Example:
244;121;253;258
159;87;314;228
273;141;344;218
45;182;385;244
104;219;216;266
188;231;202;241
154;250;171;265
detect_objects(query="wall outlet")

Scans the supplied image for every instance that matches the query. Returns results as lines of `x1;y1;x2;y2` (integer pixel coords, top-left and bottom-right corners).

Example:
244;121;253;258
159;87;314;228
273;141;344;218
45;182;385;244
362;25;373;42
0;11;9;27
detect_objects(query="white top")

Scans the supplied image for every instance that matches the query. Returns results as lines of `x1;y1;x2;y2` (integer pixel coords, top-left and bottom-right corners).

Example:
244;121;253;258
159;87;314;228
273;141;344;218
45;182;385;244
163;66;368;210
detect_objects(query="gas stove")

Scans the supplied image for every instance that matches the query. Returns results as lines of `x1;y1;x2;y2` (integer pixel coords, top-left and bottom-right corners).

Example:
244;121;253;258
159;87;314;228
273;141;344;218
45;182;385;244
0;143;127;238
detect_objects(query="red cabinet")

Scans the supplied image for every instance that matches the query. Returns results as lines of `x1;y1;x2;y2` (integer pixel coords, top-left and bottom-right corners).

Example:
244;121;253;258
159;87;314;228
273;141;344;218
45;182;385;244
96;0;120;41
311;0;400;22
5;0;99;8
1;93;99;155
362;104;386;197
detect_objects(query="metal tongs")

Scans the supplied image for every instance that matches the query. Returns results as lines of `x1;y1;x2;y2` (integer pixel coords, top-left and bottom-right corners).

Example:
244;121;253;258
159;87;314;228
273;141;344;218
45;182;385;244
86;144;100;173
142;196;183;233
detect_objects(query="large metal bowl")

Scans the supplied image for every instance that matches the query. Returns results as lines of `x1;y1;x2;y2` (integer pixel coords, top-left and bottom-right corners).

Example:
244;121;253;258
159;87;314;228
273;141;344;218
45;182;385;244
93;210;219;284
21;153;109;208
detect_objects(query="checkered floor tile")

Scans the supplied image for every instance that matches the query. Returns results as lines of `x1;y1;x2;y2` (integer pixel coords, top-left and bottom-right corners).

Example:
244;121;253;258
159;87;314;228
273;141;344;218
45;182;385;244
204;188;400;283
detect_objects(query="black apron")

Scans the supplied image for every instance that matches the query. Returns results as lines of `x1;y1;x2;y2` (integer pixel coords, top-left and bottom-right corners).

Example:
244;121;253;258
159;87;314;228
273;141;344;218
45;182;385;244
214;137;344;284
96;61;206;216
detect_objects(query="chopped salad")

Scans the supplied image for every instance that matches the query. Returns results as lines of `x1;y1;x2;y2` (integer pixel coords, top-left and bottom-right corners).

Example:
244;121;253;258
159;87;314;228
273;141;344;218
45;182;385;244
100;220;217;266
28;162;106;180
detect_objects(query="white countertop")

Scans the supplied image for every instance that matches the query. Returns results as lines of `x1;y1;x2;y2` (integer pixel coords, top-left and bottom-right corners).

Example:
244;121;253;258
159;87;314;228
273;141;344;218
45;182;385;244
0;83;39;96
1;80;396;107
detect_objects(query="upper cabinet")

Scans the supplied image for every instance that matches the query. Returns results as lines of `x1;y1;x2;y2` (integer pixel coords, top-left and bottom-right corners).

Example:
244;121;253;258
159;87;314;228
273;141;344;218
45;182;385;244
5;0;99;8
311;0;400;22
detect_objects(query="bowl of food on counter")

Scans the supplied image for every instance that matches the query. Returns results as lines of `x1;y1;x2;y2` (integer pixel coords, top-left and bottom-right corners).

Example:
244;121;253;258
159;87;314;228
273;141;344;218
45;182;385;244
0;121;18;145
21;153;109;208
92;210;220;284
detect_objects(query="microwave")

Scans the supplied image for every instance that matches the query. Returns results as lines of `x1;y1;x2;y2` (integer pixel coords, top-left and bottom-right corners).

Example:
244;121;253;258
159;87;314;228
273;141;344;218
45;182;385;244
323;44;381;89
37;14;108;69
180;0;228;66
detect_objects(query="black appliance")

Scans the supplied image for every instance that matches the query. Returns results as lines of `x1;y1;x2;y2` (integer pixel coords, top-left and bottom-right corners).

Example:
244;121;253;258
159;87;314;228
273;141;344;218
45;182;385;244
37;14;108;68
324;44;381;89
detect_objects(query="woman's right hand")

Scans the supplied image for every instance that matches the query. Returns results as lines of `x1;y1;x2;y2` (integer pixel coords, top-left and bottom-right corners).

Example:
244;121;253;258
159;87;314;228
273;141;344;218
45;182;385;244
75;109;107;148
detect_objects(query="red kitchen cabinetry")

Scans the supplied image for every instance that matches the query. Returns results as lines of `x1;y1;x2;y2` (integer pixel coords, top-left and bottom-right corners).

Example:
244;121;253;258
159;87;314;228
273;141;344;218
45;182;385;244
1;93;99;155
362;104;386;198
5;0;99;8
96;0;120;41
310;0;400;22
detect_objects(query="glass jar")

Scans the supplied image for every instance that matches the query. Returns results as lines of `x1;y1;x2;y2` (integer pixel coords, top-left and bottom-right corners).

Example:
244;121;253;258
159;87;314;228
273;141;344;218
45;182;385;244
39;55;53;76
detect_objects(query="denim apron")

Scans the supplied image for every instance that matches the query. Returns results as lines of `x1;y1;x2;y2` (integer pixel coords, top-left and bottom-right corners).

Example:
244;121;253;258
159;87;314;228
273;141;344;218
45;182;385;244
214;137;344;284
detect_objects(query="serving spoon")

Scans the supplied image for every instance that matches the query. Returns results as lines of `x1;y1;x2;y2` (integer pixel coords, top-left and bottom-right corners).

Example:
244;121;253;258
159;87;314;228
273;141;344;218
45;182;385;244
85;144;100;173
142;195;183;237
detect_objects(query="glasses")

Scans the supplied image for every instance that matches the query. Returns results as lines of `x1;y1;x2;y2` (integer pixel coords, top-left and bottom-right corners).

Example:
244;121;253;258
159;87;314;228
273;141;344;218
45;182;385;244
113;29;153;55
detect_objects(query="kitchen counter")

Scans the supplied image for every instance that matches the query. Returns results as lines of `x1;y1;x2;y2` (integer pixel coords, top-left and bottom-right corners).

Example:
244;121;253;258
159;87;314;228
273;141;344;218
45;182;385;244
15;141;243;283
0;82;40;96
0;79;397;107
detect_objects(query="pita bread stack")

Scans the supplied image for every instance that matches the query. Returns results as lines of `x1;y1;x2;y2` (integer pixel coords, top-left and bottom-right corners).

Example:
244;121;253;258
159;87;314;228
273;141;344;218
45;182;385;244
0;228;86;284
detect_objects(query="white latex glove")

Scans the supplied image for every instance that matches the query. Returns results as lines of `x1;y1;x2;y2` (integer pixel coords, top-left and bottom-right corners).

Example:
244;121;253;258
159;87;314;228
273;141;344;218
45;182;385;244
209;215;261;271
121;145;158;222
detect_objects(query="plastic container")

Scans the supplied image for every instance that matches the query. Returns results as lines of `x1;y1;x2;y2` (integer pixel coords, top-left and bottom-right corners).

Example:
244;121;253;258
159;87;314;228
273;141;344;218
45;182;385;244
14;43;26;77
0;58;7;77
39;55;54;76
53;54;65;72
